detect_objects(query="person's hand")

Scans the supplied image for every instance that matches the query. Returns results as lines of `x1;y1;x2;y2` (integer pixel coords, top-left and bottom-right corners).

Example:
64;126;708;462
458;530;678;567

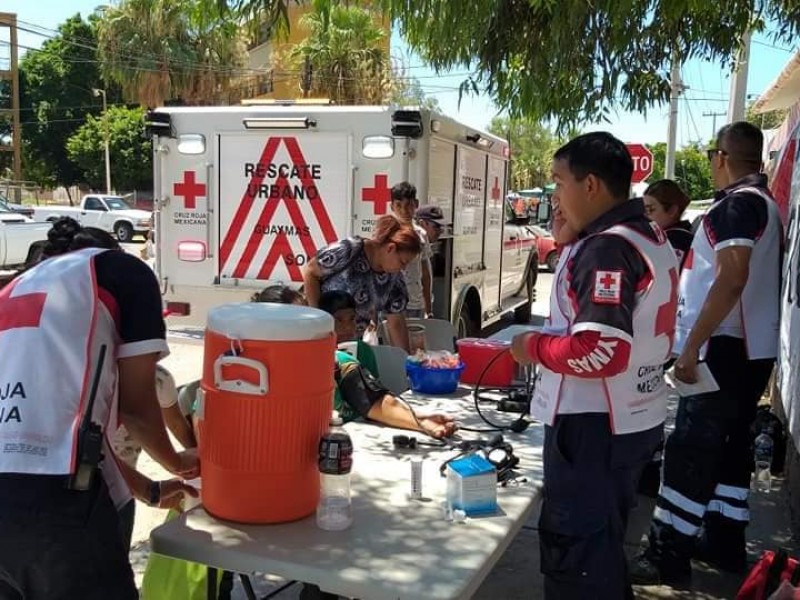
167;448;200;479
673;346;700;384
511;332;538;366
417;413;457;439
157;479;199;511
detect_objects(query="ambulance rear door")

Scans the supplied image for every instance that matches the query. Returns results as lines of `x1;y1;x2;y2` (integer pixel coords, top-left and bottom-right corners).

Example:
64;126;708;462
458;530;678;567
216;131;352;286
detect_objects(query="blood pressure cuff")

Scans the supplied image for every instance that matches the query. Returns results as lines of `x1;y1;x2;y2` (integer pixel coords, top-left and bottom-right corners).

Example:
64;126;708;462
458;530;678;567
335;360;390;418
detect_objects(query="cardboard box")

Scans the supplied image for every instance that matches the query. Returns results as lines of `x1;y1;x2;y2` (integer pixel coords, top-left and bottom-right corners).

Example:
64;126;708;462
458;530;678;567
446;454;498;516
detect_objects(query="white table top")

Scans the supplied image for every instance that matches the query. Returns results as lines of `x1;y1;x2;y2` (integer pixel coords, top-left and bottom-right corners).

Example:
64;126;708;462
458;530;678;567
150;389;544;600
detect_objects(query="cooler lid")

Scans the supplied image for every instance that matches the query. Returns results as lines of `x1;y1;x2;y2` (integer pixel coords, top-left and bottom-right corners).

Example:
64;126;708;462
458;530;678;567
207;303;334;342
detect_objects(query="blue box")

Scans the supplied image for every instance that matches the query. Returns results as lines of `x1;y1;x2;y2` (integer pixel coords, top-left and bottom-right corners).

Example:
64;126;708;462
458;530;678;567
446;454;498;516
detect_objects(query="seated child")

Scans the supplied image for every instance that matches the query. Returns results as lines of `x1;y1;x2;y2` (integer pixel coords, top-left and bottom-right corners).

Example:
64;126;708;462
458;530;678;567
319;290;456;439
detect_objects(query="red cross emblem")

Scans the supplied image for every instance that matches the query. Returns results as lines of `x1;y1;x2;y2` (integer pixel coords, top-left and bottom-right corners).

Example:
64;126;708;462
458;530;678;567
173;171;206;210
599;272;617;288
362;174;392;215
593;270;622;305
491;177;501;201
0;286;46;333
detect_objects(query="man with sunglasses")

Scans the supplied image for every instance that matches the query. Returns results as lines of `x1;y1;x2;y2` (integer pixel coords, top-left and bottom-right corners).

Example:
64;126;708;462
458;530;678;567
414;205;449;318
634;121;783;586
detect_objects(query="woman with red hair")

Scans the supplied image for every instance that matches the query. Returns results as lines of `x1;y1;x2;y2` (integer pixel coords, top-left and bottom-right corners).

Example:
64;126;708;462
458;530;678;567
303;215;421;352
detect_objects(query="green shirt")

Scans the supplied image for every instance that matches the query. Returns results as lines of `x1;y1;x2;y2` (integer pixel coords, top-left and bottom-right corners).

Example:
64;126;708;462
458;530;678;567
333;341;380;422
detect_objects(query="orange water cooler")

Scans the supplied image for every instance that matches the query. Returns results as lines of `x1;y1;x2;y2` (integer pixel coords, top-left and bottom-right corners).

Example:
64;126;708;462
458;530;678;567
198;303;335;524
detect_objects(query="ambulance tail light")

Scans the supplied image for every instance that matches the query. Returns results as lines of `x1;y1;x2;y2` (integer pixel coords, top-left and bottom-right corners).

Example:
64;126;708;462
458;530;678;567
177;240;207;262
243;117;316;130
164;302;191;317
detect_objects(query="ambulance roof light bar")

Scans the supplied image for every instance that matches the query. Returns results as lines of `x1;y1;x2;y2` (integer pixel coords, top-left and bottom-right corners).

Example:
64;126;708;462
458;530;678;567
243;117;317;130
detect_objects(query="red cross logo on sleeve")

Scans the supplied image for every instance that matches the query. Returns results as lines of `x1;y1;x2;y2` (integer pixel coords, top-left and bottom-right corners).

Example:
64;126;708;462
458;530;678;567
362;174;392;215
173;171;206;210
600;273;616;288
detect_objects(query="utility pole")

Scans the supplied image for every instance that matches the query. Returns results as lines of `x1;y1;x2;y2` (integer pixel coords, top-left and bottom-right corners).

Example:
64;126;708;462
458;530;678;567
703;111;726;140
93;88;112;194
0;13;21;200
727;30;752;123
665;60;684;179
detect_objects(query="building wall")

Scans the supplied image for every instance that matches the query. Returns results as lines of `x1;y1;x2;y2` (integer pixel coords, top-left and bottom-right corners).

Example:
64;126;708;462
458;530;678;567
247;1;390;101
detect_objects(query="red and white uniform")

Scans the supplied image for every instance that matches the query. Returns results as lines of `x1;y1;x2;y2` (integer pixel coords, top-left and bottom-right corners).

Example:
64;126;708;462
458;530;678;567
529;201;680;434
675;176;783;360
0;248;168;508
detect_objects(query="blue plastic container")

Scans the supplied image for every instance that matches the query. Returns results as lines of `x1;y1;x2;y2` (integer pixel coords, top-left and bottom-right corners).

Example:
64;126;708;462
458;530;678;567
405;360;465;395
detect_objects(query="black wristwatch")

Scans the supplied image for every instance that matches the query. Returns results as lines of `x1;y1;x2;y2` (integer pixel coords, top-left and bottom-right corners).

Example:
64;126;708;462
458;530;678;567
147;481;161;507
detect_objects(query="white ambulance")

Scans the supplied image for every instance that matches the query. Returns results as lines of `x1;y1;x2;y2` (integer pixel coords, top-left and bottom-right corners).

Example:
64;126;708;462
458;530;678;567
146;104;539;335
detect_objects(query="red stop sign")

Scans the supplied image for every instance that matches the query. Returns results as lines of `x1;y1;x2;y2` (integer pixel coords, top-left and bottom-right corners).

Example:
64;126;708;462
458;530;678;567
626;143;653;184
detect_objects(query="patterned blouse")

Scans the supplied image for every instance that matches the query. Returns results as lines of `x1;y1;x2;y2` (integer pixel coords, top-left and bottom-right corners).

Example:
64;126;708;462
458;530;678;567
316;237;408;333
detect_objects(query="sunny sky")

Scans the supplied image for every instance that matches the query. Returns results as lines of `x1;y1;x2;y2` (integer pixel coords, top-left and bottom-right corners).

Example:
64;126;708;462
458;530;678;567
2;0;797;147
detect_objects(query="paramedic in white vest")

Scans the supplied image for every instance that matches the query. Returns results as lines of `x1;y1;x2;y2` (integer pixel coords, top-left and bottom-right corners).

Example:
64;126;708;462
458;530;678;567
510;132;679;600
633;122;782;586
0;219;199;600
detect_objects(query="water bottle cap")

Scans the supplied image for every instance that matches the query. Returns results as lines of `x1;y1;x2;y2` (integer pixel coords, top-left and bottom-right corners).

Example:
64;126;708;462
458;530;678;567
330;410;343;426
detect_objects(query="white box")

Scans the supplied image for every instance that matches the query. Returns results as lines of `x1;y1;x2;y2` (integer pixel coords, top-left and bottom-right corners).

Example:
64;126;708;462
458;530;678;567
446;454;498;516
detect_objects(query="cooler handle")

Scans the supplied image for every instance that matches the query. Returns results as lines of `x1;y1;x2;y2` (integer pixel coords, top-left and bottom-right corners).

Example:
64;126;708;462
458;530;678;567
213;356;269;396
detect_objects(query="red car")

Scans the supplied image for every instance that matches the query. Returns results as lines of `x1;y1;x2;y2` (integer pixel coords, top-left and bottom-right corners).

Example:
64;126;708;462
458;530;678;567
531;225;559;271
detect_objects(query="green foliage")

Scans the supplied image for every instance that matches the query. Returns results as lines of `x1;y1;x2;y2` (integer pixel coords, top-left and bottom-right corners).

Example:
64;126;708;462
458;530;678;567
96;0;247;107
647;142;715;201
289;2;390;105
19;15;117;190
66;106;152;192
489;116;561;190
374;0;800;127
746;100;789;131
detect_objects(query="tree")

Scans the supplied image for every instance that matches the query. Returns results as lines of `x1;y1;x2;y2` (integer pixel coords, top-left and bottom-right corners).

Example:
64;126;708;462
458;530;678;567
223;2;800;125
389;61;440;110
489;116;561;190
66;106;152;192
18;15;116;196
646;142;714;201
746;100;789;131
289;2;390;105
96;0;247;107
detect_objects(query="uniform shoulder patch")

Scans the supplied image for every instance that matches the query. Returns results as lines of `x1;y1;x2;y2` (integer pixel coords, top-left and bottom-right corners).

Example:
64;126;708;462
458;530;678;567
592;270;623;305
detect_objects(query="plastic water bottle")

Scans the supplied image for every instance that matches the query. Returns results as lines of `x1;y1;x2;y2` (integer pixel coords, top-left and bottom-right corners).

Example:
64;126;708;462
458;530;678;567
317;411;353;530
753;430;774;493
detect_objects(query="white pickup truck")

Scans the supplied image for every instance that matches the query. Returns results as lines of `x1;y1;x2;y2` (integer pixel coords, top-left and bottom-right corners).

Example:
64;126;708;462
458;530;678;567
32;194;152;242
0;207;50;270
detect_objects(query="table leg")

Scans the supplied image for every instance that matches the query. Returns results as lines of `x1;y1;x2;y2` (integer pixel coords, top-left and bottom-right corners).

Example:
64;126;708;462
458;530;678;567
207;566;218;600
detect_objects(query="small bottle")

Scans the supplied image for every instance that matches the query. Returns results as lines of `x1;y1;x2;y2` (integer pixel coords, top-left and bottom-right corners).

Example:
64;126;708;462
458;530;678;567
753;429;774;494
317;411;353;530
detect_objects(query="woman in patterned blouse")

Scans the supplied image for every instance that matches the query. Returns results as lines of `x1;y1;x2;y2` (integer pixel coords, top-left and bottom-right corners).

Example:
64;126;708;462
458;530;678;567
302;215;421;352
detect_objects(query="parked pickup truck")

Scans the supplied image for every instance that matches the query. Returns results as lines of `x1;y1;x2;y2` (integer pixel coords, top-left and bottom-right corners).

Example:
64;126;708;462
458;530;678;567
32;194;152;242
0;207;50;270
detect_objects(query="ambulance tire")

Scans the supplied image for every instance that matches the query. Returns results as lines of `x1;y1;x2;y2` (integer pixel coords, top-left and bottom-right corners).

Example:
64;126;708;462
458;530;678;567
546;251;559;272
115;221;134;243
457;304;479;339
514;266;537;324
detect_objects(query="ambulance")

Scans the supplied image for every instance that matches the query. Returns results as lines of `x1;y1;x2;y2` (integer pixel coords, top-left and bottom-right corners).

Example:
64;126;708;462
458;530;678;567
145;104;539;336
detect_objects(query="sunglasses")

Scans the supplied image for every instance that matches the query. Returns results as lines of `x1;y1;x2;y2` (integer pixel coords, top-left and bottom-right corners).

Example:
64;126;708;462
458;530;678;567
706;148;728;161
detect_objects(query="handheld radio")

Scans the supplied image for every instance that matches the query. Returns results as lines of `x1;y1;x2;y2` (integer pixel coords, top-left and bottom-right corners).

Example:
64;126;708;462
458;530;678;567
68;344;107;491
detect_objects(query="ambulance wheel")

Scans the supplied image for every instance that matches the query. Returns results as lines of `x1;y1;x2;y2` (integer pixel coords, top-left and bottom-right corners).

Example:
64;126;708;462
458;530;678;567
546;251;559;272
514;266;537;324
115;222;134;242
457;304;478;339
